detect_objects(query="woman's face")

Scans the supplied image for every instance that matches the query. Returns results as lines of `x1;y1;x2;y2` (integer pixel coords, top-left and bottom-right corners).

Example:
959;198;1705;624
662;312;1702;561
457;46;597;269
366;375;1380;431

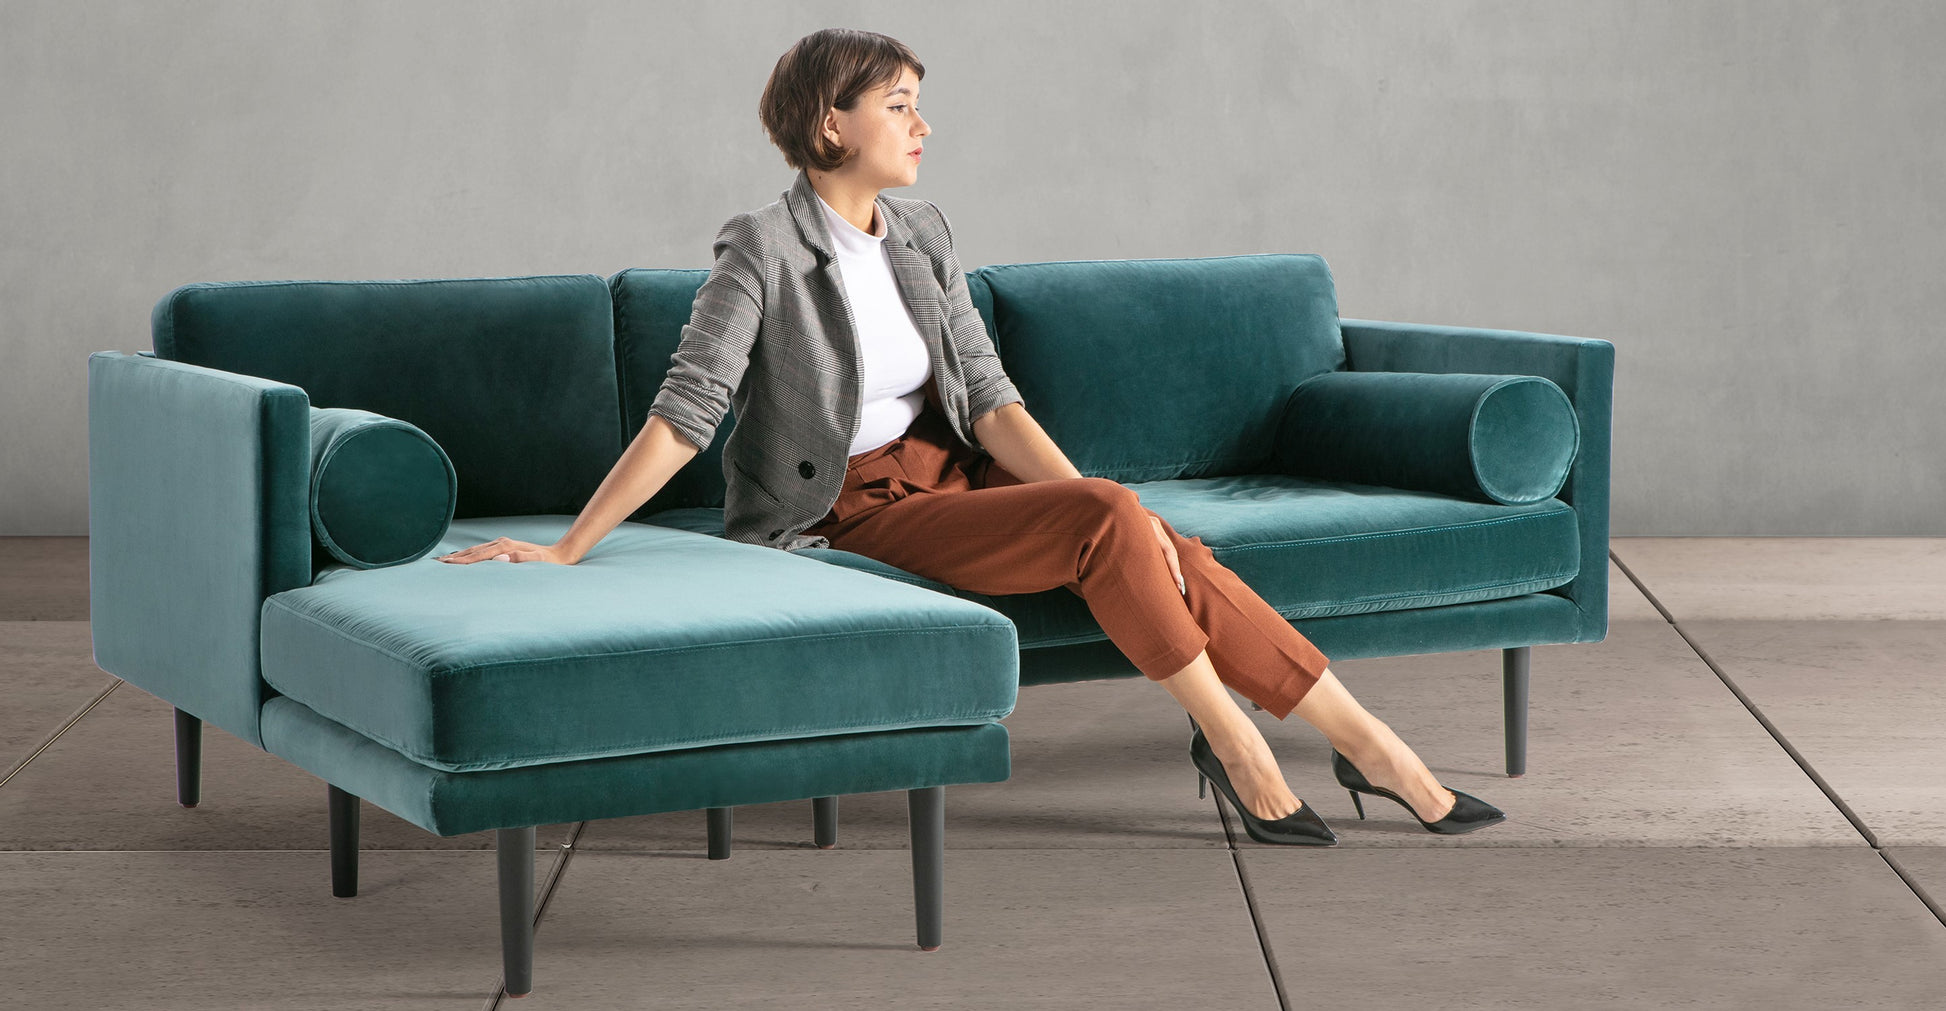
823;65;930;189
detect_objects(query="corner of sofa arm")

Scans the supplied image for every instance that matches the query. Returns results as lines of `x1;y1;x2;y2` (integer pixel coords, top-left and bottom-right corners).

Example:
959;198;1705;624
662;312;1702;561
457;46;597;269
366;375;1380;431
87;351;315;749
1335;319;1615;639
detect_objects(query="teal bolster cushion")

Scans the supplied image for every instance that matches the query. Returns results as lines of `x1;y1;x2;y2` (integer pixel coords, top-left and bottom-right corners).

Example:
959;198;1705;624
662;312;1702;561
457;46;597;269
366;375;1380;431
308;407;457;568
1275;372;1579;505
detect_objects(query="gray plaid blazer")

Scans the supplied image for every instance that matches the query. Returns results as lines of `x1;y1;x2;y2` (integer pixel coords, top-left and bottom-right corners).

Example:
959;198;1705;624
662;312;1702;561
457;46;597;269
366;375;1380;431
648;168;1024;552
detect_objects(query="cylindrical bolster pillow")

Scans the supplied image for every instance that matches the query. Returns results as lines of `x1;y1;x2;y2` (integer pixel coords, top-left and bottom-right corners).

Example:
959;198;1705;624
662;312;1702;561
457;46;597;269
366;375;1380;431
1275;372;1579;505
308;407;456;568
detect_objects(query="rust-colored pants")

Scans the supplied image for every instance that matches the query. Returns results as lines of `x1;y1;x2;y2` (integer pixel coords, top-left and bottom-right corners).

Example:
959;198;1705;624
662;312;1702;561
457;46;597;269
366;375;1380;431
803;399;1330;719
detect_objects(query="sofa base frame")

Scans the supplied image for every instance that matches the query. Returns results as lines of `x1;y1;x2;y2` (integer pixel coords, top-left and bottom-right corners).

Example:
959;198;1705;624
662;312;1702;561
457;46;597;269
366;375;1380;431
694;645;1536;855
245;751;948;997
162;642;1527;992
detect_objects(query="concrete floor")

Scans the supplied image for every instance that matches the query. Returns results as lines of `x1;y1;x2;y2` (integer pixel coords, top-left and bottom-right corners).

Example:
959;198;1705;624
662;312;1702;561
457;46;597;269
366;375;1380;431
4;537;1943;1009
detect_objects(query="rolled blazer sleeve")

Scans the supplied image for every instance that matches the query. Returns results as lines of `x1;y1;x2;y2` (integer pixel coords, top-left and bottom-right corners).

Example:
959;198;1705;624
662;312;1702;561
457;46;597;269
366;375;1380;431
648;215;765;454
925;201;1022;437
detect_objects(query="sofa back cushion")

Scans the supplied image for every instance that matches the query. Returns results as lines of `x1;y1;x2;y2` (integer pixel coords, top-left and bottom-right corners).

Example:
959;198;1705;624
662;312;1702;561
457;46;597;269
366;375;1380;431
152;275;625;520
609;267;729;515
974;253;1346;482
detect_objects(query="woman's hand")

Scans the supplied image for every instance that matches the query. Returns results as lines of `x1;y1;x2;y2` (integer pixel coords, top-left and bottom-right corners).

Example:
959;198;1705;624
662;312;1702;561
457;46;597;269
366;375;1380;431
436;537;577;565
1147;512;1186;596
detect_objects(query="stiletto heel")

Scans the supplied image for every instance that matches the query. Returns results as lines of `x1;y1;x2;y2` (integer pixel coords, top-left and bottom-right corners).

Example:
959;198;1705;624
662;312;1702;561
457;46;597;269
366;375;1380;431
1330;750;1506;835
1188;728;1336;846
1348;790;1365;820
1188;714;1207;798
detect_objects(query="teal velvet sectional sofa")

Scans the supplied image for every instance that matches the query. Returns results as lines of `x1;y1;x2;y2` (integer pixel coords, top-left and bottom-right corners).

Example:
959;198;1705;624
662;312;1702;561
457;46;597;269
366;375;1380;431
87;252;1610;996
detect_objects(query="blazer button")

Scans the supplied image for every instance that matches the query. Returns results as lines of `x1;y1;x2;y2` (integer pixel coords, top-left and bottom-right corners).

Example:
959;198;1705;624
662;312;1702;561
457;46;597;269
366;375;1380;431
799;460;816;479
767;529;782;540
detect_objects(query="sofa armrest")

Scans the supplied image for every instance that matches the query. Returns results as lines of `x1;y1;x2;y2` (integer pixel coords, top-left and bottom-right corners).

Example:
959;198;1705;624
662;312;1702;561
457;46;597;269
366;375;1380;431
88;351;314;748
1338;319;1615;638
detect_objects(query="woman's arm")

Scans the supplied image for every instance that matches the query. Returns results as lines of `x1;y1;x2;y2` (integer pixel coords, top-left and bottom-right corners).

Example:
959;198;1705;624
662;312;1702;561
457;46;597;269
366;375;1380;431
972;401;1082;484
442;216;759;566
648;215;766;455
922;200;1025;454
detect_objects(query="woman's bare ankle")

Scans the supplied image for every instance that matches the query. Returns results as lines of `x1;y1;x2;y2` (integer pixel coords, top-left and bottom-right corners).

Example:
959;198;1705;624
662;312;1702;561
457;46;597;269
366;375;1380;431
1200;708;1267;761
1202;718;1302;818
1347;729;1453;821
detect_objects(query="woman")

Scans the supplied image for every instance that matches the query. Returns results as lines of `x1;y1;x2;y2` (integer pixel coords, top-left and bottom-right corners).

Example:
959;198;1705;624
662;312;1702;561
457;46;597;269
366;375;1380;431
439;28;1503;844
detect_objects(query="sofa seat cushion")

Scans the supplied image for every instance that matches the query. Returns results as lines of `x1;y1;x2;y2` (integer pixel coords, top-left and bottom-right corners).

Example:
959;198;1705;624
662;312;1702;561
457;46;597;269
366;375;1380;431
1123;474;1581;617
258;517;1019;774
646;473;1579;644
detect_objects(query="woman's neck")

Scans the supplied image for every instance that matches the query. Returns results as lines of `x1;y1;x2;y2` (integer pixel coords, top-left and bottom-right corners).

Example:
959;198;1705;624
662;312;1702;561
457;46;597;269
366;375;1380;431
809;175;882;236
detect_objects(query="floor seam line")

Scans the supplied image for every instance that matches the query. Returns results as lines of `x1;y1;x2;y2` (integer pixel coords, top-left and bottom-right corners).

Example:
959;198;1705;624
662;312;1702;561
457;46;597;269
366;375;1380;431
1228;848;1292;1011
1668;621;1880;850
1214;801;1291;1011
1611;548;1946;926
0;678;120;791
1877;850;1946;929
1191;710;1281;1002
1608;549;1676;624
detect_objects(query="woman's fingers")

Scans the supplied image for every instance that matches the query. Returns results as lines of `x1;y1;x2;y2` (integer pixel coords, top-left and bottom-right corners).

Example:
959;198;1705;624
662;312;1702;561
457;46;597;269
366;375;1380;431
436;538;563;564
438;537;511;563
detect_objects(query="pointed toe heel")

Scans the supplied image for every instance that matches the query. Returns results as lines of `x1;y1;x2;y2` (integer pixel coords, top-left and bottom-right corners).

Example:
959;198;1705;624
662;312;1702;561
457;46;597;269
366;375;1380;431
1188;728;1336;846
1330;749;1506;835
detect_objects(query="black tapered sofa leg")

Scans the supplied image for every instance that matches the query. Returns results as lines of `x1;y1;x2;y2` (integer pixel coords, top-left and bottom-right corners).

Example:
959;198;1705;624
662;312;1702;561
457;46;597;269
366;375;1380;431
909;785;943;952
1503;646;1530;778
328;784;359;898
706;807;732;860
813;796;838;849
173;708;201;808
498;826;536;998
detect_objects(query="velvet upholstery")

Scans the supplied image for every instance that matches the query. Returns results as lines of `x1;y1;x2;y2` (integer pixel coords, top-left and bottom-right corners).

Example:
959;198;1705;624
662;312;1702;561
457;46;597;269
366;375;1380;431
1275;371;1579;505
87;352;313;749
646;472;1578;641
150;275;624;521
260;517;1020;773
969;254;1345;483
87;253;1614;871
1341;319;1614;635
261;696;1011;837
307;407;456;569
609;267;731;518
1011;591;1586;689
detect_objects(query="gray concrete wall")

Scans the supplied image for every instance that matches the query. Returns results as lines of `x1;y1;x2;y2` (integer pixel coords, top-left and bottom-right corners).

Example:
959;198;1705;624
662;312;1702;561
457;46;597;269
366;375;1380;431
5;0;1940;535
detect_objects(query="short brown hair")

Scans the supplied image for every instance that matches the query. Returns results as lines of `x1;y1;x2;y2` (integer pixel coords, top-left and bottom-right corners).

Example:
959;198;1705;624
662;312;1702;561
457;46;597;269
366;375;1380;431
760;29;925;173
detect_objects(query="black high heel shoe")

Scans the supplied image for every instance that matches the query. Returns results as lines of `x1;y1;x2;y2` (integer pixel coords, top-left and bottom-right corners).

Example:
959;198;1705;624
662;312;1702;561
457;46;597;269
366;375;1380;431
1330;749;1507;835
1187;723;1337;846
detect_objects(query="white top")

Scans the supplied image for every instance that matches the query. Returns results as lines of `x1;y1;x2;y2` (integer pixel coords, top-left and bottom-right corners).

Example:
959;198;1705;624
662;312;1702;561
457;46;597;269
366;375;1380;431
817;193;934;457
